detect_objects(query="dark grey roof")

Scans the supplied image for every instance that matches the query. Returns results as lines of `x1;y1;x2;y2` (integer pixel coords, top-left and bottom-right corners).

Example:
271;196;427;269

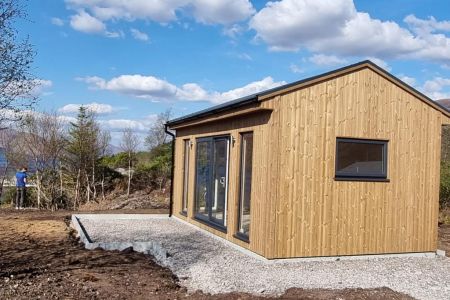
167;60;449;127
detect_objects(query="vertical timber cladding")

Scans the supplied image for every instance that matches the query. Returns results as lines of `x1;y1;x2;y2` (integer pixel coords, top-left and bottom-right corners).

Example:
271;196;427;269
171;65;445;259
171;109;274;257
266;67;443;258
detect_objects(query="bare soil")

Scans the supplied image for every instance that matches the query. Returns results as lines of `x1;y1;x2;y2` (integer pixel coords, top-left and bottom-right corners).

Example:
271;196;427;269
0;209;414;299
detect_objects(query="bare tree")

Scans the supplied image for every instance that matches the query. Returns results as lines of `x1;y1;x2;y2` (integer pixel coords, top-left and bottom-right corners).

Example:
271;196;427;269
120;128;139;198
0;128;25;197
98;130;111;201
19;112;66;208
145;109;172;150
0;1;39;124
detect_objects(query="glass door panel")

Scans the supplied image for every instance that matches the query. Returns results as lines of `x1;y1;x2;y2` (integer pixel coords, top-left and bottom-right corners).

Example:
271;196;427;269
237;132;253;238
195;140;211;219
194;136;230;229
210;138;229;226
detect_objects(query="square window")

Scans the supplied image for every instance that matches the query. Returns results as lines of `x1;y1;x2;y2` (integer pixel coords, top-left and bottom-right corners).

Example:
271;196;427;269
335;138;388;180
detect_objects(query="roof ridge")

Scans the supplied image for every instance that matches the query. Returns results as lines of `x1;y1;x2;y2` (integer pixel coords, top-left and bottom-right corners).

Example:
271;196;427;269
167;60;449;127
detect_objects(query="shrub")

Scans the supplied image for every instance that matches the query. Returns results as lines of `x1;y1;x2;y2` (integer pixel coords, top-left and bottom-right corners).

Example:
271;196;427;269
0;186;37;208
440;161;450;209
130;143;172;191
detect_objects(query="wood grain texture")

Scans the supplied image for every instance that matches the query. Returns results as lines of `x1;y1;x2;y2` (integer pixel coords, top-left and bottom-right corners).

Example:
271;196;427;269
170;66;445;259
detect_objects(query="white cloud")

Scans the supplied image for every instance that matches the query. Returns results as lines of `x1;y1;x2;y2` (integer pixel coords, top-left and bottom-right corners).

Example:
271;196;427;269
69;10;124;38
57;115;78;124
31;80;53;97
421;77;450;100
223;24;244;38
70;10;106;33
100;114;157;133
398;75;416;87
51;17;65;26
78;74;285;104
289;64;303;74
190;0;255;25
249;0;450;64
67;0;179;23
0;109;59;124
236;53;252;61
105;30;124;38
250;0;356;51
130;28;149;41
79;75;179;99
366;57;391;71
58;102;116;114
176;83;210;101
309;54;347;66
100;119;148;132
209;77;286;104
65;0;255;26
404;14;450;35
2;79;52;100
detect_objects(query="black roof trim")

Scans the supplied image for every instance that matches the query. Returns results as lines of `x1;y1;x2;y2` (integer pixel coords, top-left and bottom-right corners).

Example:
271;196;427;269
167;94;258;126
167;60;449;127
362;61;450;115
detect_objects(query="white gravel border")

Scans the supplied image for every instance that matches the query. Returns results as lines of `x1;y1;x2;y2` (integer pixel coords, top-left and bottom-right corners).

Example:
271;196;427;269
73;214;450;300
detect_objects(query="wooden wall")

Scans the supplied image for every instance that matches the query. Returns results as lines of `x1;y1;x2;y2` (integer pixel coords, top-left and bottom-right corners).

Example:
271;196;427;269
172;110;273;256
171;66;444;258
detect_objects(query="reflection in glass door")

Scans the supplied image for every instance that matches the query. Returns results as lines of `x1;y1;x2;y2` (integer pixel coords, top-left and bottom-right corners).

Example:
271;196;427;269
195;140;211;220
194;136;230;228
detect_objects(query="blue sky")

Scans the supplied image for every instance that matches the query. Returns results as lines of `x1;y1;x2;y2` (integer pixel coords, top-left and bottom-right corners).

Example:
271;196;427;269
17;0;450;145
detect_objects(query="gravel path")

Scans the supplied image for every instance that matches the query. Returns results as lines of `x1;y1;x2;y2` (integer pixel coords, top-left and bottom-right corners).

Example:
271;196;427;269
78;216;450;300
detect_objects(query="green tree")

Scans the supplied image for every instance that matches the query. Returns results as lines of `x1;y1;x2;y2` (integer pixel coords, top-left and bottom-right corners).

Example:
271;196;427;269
148;143;172;190
66;107;108;207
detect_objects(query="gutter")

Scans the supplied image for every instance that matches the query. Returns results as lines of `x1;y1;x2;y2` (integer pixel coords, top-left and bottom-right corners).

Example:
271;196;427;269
164;124;176;217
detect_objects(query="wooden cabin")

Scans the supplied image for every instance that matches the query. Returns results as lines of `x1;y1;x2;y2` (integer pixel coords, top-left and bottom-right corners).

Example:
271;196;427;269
166;60;450;259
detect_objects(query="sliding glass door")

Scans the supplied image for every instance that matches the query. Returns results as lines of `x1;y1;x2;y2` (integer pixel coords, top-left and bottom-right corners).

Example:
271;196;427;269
194;136;230;229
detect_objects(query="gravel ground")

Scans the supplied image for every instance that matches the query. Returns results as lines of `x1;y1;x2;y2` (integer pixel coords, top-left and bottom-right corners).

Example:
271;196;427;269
78;216;450;300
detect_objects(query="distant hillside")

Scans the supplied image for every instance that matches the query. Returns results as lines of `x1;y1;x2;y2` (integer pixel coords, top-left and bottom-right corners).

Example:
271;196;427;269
436;99;450;110
108;144;122;155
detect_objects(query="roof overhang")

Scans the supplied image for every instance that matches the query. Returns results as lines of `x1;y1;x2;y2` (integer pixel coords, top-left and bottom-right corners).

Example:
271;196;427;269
167;60;450;129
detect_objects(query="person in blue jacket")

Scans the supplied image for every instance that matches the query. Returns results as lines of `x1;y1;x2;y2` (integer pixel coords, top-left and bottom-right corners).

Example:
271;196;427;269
15;167;27;209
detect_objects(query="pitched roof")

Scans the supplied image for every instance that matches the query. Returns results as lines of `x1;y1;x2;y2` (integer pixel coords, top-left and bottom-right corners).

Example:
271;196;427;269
167;60;450;127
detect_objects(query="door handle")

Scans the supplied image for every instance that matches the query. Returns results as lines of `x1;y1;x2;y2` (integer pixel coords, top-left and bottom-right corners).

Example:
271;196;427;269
219;177;226;187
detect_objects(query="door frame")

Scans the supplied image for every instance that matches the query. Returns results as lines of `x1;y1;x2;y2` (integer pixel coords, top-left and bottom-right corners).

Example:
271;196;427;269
193;135;230;231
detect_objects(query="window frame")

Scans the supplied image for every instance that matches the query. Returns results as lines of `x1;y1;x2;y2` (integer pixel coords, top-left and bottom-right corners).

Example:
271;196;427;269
180;139;190;216
234;131;254;243
335;137;389;182
193;135;231;233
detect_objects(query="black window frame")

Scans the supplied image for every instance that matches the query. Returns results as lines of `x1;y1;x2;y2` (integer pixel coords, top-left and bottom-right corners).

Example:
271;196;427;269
335;137;388;182
180;139;190;216
234;131;254;243
193;135;231;233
